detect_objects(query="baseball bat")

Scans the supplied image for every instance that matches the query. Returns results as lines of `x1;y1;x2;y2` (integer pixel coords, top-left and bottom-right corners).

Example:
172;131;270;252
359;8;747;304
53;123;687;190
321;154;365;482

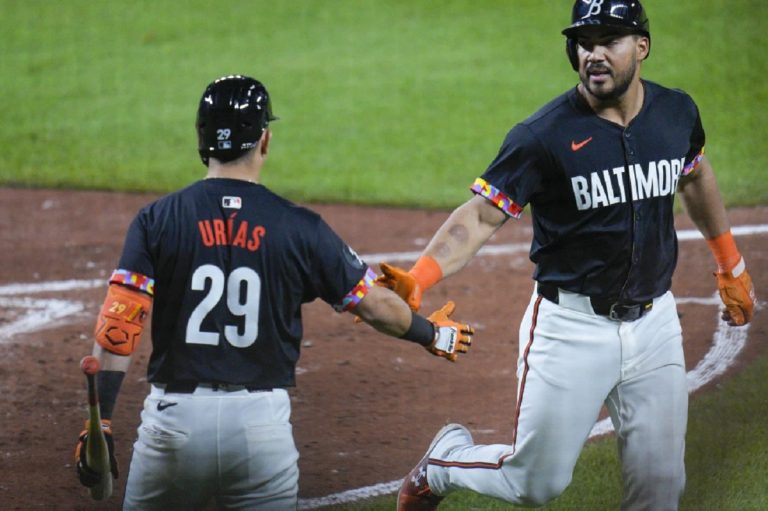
80;355;113;501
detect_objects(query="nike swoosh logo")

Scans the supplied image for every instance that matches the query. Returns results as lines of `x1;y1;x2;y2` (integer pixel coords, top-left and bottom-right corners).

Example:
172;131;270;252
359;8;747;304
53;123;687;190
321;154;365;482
157;401;178;411
571;137;593;151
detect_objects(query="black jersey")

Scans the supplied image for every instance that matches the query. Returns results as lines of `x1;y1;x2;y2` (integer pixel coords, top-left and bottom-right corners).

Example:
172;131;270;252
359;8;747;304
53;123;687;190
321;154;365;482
113;178;373;388
472;80;705;302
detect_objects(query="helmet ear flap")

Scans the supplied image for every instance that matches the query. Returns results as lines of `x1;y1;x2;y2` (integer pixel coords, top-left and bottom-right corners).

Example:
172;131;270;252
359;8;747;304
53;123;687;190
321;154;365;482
566;38;579;71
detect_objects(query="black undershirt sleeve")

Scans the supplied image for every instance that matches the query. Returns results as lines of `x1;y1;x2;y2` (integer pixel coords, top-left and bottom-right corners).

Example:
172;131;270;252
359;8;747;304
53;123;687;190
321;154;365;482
96;370;126;421
399;312;435;347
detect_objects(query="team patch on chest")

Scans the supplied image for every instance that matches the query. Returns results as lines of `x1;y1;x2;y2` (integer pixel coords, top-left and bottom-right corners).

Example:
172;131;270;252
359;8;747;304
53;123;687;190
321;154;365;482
570;158;685;210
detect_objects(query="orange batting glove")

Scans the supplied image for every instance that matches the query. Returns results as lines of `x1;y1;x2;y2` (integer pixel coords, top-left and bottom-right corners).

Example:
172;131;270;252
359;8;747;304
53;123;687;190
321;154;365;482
714;259;755;326
706;232;756;326
377;256;443;312
425;301;474;362
377;263;423;311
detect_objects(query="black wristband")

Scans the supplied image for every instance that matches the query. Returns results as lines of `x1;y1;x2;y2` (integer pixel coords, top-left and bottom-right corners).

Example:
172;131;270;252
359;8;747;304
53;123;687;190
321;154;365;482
400;311;436;347
97;370;125;421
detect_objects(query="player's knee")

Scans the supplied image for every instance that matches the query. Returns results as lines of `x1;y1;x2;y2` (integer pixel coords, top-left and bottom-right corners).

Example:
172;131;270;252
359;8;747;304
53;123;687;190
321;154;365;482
509;473;572;507
627;468;685;508
525;482;571;507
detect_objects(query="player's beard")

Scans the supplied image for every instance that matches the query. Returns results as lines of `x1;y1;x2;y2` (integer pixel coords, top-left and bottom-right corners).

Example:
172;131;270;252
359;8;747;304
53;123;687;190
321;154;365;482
579;58;637;101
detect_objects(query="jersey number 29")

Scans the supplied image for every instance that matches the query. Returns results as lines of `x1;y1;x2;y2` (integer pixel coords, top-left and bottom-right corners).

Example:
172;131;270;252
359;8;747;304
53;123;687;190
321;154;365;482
185;264;260;348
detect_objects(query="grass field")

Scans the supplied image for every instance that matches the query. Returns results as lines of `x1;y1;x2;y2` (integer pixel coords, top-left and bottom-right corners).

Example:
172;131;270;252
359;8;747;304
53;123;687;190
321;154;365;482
2;1;766;509
1;0;767;207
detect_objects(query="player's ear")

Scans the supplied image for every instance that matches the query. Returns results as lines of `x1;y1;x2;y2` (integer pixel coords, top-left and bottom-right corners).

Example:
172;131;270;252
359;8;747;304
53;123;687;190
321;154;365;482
260;129;271;157
636;35;650;62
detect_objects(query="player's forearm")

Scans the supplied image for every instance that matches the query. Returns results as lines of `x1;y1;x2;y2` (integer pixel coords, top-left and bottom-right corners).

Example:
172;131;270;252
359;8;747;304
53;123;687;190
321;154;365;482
354;285;413;337
91;344;130;420
374;196;506;311
354;287;449;348
677;158;731;239
678;157;749;277
95;371;125;421
422;196;506;278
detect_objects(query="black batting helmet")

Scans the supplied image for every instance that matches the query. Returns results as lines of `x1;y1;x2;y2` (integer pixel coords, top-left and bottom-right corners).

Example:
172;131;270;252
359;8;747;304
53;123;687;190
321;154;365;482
196;75;278;165
562;0;650;71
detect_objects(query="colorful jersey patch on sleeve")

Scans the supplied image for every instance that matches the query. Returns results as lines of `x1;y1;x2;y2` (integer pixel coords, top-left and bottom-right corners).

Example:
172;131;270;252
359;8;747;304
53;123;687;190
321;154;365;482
109;269;155;296
334;267;376;313
682;148;705;176
470;177;523;218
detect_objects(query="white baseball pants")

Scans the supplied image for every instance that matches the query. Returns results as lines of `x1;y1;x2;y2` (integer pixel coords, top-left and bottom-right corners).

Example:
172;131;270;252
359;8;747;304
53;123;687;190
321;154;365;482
123;386;299;510
427;289;688;510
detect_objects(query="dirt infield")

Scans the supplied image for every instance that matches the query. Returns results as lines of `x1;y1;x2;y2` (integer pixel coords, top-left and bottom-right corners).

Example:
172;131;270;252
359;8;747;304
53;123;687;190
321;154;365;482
0;187;765;510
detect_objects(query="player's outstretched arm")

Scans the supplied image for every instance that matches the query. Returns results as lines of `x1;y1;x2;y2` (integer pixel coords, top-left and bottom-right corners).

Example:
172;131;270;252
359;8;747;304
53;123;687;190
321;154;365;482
377;195;508;311
352;286;473;362
678;157;756;325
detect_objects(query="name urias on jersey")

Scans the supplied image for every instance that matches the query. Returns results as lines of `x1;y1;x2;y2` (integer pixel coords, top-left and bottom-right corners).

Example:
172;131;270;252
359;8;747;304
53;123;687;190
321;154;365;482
571;157;685;211
198;213;266;252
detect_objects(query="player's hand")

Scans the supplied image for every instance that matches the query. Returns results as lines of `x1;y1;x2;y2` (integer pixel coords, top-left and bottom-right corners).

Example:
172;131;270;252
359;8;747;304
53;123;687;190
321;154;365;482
75;419;119;487
376;263;423;312
425;301;474;362
715;260;755;326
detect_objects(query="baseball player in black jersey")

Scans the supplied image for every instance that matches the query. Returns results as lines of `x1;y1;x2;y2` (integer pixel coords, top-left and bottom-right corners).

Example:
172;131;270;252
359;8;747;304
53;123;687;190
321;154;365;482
72;75;474;510
385;2;756;510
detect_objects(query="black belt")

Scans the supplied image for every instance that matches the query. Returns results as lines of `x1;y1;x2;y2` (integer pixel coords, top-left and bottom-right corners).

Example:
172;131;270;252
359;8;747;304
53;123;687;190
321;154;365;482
537;283;653;322
163;382;269;393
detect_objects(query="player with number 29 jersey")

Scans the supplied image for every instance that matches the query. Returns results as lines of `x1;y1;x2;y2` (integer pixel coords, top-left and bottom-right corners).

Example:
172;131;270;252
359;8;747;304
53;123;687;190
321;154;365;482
75;75;474;510
118;177;371;389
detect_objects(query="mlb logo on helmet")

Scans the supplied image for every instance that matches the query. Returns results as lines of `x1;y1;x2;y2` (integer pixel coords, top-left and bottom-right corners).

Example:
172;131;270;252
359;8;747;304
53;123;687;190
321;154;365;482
222;196;242;209
218;140;232;150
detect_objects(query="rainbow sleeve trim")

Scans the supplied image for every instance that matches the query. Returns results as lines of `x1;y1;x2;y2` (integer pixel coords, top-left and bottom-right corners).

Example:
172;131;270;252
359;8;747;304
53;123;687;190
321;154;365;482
682;148;705;176
110;269;155;296
335;267;376;312
470;177;523;218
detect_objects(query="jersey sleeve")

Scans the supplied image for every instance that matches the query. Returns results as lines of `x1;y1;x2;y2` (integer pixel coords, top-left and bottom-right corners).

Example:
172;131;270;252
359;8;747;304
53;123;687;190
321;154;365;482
308;218;374;312
470;123;546;217
114;209;156;293
682;99;706;176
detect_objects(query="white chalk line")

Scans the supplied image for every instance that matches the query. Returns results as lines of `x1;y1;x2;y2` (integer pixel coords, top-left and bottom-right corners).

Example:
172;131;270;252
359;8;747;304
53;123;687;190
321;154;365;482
0;224;764;509
361;224;768;264
0;297;86;339
0;278;103;296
